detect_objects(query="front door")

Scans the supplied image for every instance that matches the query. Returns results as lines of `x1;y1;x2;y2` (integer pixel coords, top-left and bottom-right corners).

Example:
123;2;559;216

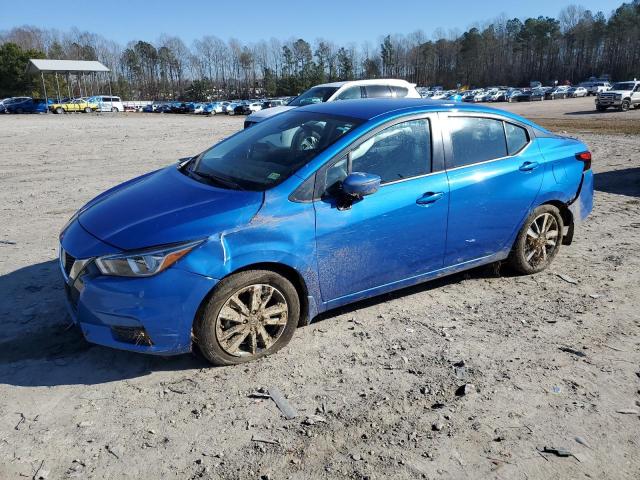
314;116;449;303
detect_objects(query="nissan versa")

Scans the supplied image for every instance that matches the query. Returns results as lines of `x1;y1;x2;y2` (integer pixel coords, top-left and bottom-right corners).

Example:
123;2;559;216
59;99;593;365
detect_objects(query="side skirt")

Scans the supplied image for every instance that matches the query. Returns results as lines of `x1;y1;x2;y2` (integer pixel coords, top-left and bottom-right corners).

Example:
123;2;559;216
316;250;510;315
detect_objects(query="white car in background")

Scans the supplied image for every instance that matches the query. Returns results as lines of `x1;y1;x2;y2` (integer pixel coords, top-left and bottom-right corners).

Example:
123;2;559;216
88;95;125;112
569;86;588;98
244;79;421;128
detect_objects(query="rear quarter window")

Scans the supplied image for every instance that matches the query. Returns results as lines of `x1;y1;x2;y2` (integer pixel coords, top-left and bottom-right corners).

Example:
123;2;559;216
504;122;529;155
391;86;409;97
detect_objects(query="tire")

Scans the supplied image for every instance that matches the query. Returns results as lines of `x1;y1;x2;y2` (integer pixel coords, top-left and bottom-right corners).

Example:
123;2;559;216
194;270;300;366
596;105;608;112
620;100;630;112
84;107;92;113
111;107;119;112
508;205;564;275
55;107;64;114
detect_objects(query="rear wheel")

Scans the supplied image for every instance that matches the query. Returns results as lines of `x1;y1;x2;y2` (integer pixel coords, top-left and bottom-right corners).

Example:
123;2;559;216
55;107;64;114
508;205;564;275
84;107;92;113
195;270;300;365
111;107;119;112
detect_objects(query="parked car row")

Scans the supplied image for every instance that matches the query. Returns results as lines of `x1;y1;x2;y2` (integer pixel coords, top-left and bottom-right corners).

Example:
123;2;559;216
417;84;595;104
0;95;125;114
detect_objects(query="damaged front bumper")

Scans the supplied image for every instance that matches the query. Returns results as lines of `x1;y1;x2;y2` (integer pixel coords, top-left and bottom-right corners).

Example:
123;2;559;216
60;221;217;355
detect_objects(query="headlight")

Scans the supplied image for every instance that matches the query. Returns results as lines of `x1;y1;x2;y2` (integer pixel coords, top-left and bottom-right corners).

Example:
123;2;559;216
95;240;204;277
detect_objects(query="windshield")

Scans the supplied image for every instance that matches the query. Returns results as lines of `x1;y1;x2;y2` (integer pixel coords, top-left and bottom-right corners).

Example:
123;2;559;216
288;86;339;106
611;82;634;91
190;111;362;191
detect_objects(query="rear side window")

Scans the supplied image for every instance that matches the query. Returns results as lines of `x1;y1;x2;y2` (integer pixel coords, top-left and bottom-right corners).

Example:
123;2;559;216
364;85;392;98
504;122;528;155
351;119;431;183
448;117;507;168
391;86;409;97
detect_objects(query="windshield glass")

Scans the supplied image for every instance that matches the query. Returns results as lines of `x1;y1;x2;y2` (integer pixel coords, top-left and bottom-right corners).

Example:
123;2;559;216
288;86;339;106
611;82;634;91
191;111;362;191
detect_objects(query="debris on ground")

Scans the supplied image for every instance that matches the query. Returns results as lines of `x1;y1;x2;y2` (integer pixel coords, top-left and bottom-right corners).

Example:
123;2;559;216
615;408;639;415
559;346;587;358
540;447;574;458
268;387;298;419
556;273;579;285
574;436;592;449
455;384;476;396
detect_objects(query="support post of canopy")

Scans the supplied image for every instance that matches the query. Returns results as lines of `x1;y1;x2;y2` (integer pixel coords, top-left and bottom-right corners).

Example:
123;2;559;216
41;72;48;114
55;72;61;103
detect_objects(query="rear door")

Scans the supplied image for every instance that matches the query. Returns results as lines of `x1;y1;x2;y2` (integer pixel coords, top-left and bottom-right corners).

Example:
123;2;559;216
314;114;449;302
441;113;544;266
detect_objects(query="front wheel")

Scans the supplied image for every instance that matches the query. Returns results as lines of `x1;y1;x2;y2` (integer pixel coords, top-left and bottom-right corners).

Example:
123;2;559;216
620;100;630;112
111;107;119;112
194;270;300;365
55;107;64;114
508;205;564;275
84;107;92;113
596;105;607;112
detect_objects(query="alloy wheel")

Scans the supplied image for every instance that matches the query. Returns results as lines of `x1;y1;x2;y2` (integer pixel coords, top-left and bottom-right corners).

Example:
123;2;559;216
524;213;559;267
215;284;288;357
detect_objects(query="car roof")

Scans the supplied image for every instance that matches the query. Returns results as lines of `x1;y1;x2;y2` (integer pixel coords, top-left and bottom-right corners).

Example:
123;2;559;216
314;79;414;88
297;98;539;127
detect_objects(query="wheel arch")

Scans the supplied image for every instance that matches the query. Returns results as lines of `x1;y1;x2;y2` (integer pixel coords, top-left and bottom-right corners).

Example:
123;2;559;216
196;261;312;330
540;199;574;245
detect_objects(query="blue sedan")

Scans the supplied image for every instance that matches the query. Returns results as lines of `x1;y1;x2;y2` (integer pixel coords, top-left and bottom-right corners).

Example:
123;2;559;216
59;99;593;364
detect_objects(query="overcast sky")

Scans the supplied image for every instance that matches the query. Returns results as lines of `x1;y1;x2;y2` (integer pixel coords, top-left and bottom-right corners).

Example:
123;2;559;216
1;0;624;45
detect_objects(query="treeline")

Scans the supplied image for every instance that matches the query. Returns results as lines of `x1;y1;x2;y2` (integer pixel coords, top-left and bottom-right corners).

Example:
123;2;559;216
1;1;639;100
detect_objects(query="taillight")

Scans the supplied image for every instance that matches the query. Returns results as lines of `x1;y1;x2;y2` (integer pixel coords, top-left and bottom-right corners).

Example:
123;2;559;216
575;151;591;171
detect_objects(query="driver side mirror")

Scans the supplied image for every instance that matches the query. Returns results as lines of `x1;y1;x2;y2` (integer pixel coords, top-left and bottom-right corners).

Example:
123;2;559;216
338;172;381;210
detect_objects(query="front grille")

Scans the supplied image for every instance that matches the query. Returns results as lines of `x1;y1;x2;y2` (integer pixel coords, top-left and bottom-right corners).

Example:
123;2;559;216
63;251;75;276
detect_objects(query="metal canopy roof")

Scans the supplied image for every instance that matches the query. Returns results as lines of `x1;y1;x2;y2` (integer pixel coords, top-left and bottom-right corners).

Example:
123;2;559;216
26;59;110;74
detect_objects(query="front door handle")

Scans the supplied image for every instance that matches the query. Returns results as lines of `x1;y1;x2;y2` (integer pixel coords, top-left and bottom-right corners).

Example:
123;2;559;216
519;161;539;171
416;192;444;205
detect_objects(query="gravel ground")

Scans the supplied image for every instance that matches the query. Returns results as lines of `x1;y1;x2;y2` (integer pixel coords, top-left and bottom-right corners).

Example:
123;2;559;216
0;96;639;480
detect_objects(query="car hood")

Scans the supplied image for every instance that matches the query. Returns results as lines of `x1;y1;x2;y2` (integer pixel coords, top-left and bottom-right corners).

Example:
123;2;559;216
246;105;295;122
78;165;264;250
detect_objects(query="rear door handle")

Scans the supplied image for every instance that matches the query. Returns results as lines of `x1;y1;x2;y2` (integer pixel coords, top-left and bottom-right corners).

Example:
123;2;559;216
416;192;444;205
519;161;539;171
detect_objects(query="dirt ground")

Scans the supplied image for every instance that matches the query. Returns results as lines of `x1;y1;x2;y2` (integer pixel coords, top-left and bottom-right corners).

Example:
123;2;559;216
1;96;639;480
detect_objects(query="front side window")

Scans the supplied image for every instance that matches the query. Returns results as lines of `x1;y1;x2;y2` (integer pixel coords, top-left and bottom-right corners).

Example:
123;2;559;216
288;86;339;106
335;86;362;101
351;119;431;183
191;111;361;191
448;117;507;168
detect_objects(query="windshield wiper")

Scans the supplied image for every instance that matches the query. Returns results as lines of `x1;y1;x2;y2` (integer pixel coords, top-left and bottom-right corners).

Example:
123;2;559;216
189;168;244;190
